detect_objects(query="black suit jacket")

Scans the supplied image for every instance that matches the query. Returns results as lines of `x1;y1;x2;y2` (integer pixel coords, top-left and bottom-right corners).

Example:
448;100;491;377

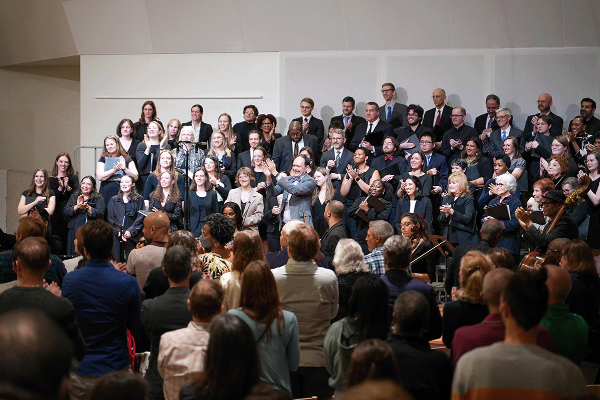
370;154;407;189
380;103;408;129
348;119;394;154
142;287;192;400
522;111;564;138
232;121;256;153
331;114;367;146
394;197;433;234
319;148;355;190
182;121;213;149
474;113;500;135
271;134;319;173
237;149;253;170
293;116;325;146
424;152;449;188
320;221;351;267
423;105;453;142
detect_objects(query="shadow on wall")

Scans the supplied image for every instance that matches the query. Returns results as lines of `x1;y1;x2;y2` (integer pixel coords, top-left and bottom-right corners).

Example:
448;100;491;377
565;103;580;125
276;117;288;135
356;102;366;118
505;102;525;130
396;87;408;105
320;105;335;128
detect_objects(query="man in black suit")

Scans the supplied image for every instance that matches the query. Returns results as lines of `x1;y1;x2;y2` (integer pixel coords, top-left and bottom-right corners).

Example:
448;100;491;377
569;98;600;136
236;130;262;170
380;83;408;129
348;102;394;155
474;94;501;137
142;245;193;400
232;104;258;153
371;136;408;224
293;97;325;147
182;104;213;150
440;107;478;164
330;96;366;146
420;131;448;234
320;200;350;267
320;128;355;191
423;88;453;147
487;107;523;156
395;104;432;156
271;121;319;173
522;93;564;138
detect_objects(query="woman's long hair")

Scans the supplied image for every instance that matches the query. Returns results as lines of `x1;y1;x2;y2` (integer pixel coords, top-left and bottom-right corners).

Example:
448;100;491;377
51;152;75;177
150;172;180;204
239;260;285;339
26;168;50;199
231;231;264;273
117;175;141;201
193;314;260;400
312;167;335;205
345;339;401;390
346;275;390;341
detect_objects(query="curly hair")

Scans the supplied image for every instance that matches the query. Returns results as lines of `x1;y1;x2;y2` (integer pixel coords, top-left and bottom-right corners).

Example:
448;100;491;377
547;155;569;176
205;213;235;246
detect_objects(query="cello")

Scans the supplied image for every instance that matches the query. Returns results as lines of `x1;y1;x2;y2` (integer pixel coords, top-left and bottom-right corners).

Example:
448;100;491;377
519;174;591;271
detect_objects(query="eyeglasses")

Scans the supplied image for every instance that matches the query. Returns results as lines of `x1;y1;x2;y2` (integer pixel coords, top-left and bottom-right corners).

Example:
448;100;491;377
381;89;393;93
432;95;444;99
539;201;557;208
262;123;272;126
244;111;255;115
496;115;508;119
420;140;433;144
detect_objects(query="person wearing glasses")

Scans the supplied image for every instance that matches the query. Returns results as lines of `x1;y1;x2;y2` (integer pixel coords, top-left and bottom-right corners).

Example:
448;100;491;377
233;105;258;153
423;88;453;148
522;93;564;139
271;120;318;174
486;107;523;156
394;104;431;155
440;107;478;164
379;82;408;129
255;113;281;156
516;190;578;252
474;94;501;138
292;97;325;147
421;130;449;234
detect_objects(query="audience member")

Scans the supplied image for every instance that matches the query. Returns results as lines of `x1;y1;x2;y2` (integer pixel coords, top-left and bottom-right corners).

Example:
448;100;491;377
486;247;515;270
180;314;260;400
0;237;85;360
158;280;223;400
0;310;74;400
451;268;555;368
293;97;325;148
143;245;194;400
229;260;300;394
387;290;452;400
380;235;442;340
423;88;453;145
540;264;588;365
344;339;401;390
272;224;338;400
127;211;170;293
364;220;394;276
197;213;235;279
330;96;366;145
442;251;493;348
452;268;587;399
320;200;350;267
380;83;408;129
86;371;148;400
339;380;411;400
233;105;259;153
62;219;142;400
325;275;389;395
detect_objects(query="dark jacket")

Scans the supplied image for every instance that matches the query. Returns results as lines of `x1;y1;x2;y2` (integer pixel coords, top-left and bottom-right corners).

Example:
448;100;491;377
107;195;145;238
438;194;477;246
188;190;219;237
320;221;350;266
524;214;579;252
394;196;432;234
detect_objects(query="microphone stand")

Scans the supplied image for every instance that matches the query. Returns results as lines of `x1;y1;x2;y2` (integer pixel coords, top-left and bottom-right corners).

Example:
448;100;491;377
174;140;200;231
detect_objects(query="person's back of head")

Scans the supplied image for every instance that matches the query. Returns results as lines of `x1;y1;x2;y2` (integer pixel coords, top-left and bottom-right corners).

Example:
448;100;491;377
544;264;572;305
542;238;571;267
347;275;390;340
487;247;514;270
382;235;411;271
503;268;549;331
482;268;513;312
86;371;148;400
0;310;74;400
162;245;192;284
340;380;411;400
287;224;320;262
479;219;503;245
81;220;114;261
345;339;401;390
332;239;368;275
188;280;223;322
197;314;260;400
12;237;50;275
392;290;429;337
369;220;394;247
231;230;264;273
457;251;493;304
144;211;170;241
16;217;46;241
327;200;345;221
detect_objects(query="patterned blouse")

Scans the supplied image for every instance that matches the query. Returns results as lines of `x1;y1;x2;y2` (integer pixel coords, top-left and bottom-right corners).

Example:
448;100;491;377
196;252;231;280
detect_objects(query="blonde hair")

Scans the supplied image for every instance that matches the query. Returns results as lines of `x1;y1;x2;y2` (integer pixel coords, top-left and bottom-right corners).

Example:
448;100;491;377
448;172;470;197
456;251;493;304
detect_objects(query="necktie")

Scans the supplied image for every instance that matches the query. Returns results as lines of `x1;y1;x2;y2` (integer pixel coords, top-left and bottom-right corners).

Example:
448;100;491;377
385;155;393;161
335;151;341;167
487;117;494;129
426;155;431;166
387;106;392;123
501;130;507;142
435;110;441;126
344;116;349;125
294;142;299;158
303;117;308;133
367;124;373;134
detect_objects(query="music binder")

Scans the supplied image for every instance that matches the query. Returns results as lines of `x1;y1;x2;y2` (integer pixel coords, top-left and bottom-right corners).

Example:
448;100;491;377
483;203;510;220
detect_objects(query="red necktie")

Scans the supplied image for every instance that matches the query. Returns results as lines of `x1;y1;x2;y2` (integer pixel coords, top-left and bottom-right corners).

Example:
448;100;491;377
435;110;441;126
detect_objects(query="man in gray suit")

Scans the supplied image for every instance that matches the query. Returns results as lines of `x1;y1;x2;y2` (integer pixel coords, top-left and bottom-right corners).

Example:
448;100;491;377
380;83;408;129
264;155;316;229
486;107;523;156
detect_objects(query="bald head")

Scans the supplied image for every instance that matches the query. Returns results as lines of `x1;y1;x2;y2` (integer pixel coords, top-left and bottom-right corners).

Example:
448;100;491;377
482;268;514;311
289;120;302;131
545;264;572;304
538;93;553;113
143;211;170;242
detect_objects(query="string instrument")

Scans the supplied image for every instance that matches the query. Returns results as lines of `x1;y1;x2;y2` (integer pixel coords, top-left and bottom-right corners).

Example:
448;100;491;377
519;174;591;271
410;239;447;266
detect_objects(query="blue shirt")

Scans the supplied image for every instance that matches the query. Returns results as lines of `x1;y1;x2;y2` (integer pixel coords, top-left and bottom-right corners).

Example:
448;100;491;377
62;260;142;376
0;250;66;285
365;247;385;276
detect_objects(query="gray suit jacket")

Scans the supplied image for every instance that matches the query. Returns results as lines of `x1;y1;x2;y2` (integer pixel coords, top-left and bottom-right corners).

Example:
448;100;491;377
266;174;316;229
225;188;264;233
488;126;524;156
380;103;408;129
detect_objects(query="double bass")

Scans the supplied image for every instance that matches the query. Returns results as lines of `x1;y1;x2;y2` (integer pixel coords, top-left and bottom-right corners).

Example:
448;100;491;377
519;175;591;271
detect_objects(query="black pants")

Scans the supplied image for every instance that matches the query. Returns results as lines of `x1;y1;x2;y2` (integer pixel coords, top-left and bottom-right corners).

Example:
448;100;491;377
290;367;334;400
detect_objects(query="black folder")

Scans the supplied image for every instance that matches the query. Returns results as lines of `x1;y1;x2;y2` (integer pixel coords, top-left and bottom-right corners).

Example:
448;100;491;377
483;203;510;220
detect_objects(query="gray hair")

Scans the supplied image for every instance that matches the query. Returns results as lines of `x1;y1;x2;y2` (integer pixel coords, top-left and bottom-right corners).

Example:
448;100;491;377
180;126;196;140
496;107;511;117
369;220;394;244
562;177;579;190
495;173;517;194
282;220;304;236
332;239;368;275
332;128;345;138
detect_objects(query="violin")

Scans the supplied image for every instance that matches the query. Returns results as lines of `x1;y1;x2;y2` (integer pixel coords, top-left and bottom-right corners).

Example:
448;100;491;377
519;175;591;271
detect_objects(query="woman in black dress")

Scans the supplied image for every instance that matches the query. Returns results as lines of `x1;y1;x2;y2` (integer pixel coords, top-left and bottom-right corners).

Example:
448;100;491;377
312;167;335;237
204;154;232;210
96;134;138;211
188;167;219;238
107;175;145;262
63;176;105;255
349;180;393;254
394;176;432;234
49;152;79;254
256;114;281;156
136;120;165;188
148;171;182;232
133;100;163;140
398;212;436;283
18;168;56;217
397;151;432;198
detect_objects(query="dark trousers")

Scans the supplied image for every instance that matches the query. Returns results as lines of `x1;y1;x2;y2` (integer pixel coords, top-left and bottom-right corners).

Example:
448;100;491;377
290;367;334;400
